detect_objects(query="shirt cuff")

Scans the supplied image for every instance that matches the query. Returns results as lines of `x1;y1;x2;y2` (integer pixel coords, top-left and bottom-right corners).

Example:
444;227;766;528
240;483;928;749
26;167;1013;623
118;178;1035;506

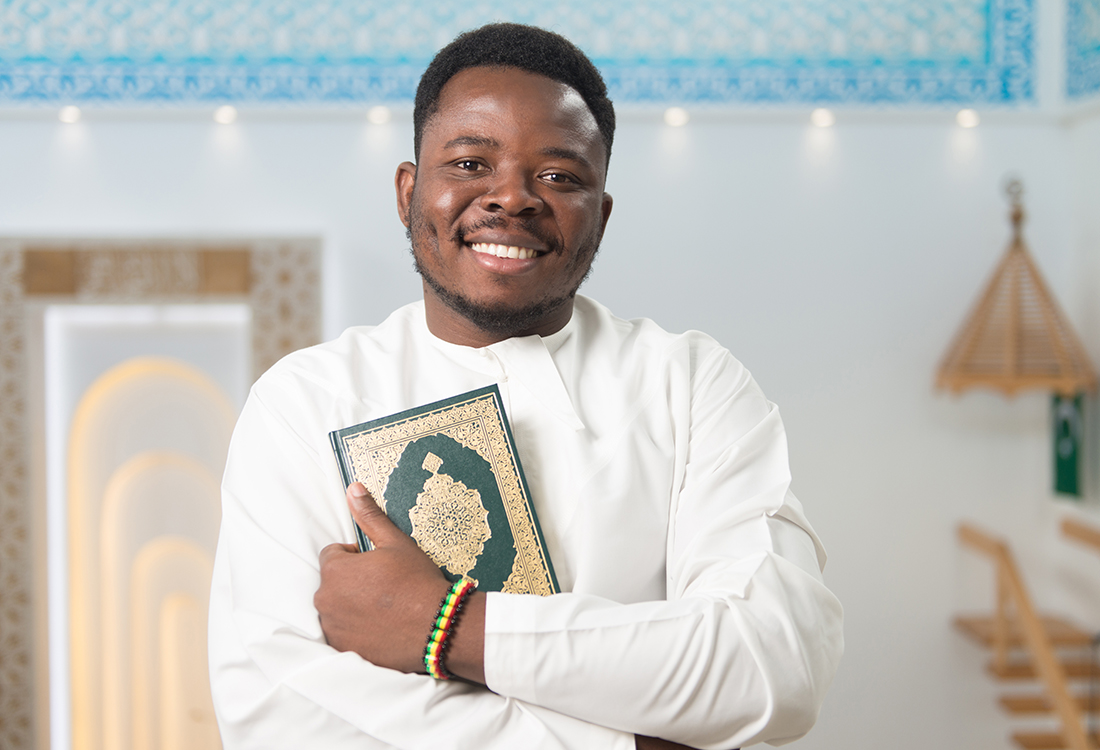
483;590;541;702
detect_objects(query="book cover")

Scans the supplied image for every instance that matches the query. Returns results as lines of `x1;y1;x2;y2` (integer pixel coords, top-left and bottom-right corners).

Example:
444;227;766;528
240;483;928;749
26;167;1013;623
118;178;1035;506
329;384;559;596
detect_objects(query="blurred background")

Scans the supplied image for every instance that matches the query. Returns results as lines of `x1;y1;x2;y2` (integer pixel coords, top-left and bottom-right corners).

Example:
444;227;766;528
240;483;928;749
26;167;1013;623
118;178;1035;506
2;0;1100;748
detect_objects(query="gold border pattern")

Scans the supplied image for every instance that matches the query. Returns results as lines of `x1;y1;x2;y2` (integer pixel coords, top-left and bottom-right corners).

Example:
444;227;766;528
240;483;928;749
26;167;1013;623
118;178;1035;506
250;240;322;379
0;244;31;748
339;393;555;596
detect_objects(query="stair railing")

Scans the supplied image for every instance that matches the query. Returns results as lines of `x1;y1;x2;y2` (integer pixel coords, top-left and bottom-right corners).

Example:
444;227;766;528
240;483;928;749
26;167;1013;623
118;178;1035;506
959;523;1091;750
1061;517;1100;746
1063;518;1100;556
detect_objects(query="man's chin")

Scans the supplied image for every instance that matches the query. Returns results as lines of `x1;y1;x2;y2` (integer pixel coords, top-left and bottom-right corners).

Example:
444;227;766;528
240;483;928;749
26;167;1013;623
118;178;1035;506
438;289;572;338
419;268;571;338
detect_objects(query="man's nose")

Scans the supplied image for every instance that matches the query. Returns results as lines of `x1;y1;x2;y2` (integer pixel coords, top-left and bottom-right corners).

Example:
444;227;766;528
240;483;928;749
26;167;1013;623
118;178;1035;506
479;171;545;216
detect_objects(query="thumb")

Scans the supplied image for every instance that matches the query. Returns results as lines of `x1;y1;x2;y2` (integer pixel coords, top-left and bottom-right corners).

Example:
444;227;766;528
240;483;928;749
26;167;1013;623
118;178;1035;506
346;482;408;548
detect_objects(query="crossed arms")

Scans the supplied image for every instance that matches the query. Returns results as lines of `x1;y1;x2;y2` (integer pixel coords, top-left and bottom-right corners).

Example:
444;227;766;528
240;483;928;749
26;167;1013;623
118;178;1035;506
208;338;843;749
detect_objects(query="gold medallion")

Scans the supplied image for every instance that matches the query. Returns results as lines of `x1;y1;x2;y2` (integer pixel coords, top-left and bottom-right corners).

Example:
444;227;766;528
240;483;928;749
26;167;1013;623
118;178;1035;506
409;452;491;579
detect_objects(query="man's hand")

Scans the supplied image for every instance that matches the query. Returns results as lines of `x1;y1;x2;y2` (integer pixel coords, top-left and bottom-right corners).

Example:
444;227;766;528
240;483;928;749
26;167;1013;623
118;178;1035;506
315;482;486;682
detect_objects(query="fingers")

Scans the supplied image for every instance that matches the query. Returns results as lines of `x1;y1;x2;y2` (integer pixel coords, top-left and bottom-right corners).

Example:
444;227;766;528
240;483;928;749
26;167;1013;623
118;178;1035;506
318;542;359;565
346;482;408;548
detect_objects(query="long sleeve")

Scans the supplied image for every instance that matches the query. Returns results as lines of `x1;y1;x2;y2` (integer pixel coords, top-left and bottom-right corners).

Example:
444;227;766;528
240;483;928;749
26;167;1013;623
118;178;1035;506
209;387;636;749
208;299;843;749
482;344;844;749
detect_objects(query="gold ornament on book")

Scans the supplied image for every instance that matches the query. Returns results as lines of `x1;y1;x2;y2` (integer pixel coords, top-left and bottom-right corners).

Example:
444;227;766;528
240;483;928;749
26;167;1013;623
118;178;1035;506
409;452;492;579
936;179;1097;396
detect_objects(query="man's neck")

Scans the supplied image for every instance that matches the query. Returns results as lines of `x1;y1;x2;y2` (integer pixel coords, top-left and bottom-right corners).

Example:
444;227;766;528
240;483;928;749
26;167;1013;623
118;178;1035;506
422;292;574;348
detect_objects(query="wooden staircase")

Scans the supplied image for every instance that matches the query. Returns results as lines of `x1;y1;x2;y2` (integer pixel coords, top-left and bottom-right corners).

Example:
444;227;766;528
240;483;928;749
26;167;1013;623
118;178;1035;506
955;523;1100;750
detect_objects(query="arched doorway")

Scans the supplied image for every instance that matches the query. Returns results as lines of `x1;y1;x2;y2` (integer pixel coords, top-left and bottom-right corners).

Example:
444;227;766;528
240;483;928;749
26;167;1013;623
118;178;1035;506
68;358;231;750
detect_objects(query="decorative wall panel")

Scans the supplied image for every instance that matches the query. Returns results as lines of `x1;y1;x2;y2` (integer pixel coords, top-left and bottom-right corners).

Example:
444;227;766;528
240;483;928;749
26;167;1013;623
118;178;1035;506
250;241;322;377
0;246;30;750
1068;0;1100;99
0;238;321;750
0;0;1034;106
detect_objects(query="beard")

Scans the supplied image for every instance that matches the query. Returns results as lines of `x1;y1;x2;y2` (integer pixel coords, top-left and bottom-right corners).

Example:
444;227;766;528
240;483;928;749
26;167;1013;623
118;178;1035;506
407;204;602;339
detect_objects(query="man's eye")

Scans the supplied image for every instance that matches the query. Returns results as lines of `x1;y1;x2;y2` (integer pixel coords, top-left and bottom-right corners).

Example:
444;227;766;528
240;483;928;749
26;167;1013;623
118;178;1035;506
543;172;575;184
456;160;482;171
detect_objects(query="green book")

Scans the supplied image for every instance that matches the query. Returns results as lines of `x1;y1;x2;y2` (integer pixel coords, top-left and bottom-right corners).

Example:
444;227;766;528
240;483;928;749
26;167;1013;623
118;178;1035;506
329;385;559;596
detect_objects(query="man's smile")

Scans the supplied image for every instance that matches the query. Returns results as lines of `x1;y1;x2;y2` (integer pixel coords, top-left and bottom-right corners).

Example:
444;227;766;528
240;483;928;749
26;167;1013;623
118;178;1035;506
469;242;545;260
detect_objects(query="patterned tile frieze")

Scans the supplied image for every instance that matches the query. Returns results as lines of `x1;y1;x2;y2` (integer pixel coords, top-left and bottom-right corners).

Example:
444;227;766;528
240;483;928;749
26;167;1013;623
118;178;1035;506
1068;0;1100;99
0;0;1034;105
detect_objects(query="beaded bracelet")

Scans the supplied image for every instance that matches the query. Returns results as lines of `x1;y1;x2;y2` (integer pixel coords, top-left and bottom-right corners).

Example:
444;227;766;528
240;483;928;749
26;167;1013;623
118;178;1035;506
424;578;476;680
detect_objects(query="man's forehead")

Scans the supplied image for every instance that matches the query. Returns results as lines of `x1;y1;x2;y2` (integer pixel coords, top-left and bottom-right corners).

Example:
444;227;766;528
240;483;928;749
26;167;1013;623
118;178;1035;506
424;66;604;157
438;66;584;111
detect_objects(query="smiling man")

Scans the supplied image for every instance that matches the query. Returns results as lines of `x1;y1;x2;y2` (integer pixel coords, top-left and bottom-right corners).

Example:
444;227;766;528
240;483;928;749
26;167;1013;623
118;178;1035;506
401;56;613;346
209;23;842;750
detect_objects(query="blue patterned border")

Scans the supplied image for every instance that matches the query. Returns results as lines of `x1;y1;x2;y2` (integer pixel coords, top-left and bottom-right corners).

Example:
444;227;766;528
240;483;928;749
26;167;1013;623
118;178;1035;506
0;0;1034;106
1068;0;1100;99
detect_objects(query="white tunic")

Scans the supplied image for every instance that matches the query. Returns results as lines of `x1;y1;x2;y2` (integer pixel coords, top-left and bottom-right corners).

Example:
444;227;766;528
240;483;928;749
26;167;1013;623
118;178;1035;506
208;295;844;749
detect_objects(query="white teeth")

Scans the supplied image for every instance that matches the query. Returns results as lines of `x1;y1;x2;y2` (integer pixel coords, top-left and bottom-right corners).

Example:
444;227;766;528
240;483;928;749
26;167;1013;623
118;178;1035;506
470;242;538;260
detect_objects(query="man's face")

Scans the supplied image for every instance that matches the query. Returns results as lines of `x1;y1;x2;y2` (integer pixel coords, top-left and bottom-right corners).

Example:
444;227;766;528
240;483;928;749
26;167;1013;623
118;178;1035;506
396;66;613;345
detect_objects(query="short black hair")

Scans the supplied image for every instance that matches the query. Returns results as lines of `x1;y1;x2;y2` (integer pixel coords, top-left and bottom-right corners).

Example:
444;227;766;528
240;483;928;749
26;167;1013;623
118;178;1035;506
413;23;616;167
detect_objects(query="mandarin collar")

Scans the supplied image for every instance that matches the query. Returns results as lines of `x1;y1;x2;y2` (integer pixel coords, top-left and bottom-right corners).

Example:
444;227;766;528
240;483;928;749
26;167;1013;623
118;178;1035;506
417;302;584;431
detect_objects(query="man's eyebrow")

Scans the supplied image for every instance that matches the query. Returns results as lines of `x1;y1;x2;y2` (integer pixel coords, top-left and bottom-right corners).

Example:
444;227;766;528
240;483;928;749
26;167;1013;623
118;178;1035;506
441;137;596;170
541;146;594;169
443;135;500;150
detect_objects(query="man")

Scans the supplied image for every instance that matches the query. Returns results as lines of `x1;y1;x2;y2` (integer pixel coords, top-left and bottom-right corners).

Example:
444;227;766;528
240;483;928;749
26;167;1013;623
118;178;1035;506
209;23;843;750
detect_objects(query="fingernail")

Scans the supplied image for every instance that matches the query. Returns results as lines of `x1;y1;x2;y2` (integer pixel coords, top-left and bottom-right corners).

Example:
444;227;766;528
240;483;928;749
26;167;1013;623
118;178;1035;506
350;483;367;498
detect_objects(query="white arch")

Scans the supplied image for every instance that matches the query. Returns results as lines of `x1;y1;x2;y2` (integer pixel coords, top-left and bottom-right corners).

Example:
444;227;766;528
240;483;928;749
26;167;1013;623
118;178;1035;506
68;356;234;750
160;593;222;750
100;451;221;750
130;537;218;750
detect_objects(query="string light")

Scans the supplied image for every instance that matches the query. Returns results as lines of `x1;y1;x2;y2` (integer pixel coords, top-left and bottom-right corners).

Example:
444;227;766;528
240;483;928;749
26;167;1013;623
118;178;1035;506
213;105;238;125
663;107;689;127
367;105;392;125
956;109;980;128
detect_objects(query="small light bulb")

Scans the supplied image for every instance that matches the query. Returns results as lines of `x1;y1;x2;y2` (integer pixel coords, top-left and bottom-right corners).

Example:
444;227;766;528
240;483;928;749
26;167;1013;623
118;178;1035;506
58;105;81;124
213;105;238;125
810;108;835;128
956;109;980;128
367;105;392;125
663;107;689;127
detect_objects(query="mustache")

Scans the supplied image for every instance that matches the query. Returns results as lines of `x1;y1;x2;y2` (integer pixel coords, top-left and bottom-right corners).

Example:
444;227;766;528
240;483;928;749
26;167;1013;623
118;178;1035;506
451;216;561;254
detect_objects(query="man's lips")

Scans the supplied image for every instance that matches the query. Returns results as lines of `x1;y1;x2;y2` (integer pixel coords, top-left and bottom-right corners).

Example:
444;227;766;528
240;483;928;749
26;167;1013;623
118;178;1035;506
469;242;545;261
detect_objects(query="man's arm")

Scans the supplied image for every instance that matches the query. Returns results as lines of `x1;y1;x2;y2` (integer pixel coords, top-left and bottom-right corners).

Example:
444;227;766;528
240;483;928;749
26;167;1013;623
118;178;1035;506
314;483;484;682
313;349;843;749
316;484;698;750
473;351;844;748
314;488;835;749
209;387;637;749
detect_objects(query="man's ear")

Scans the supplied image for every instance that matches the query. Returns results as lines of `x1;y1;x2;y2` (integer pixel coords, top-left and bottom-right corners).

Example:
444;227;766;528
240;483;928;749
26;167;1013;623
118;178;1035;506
598;192;614;241
396;162;417;227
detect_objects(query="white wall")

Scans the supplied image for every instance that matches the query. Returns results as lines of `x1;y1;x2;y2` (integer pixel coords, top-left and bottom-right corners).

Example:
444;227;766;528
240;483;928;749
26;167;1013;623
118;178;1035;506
3;105;1099;747
597;114;1082;749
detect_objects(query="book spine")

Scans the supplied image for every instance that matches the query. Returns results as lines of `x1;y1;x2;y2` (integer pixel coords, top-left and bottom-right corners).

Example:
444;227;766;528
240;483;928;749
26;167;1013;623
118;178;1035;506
328;430;373;552
491;389;561;593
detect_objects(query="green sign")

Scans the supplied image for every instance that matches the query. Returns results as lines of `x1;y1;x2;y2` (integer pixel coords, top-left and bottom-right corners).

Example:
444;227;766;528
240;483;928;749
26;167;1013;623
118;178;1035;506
1053;393;1084;497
